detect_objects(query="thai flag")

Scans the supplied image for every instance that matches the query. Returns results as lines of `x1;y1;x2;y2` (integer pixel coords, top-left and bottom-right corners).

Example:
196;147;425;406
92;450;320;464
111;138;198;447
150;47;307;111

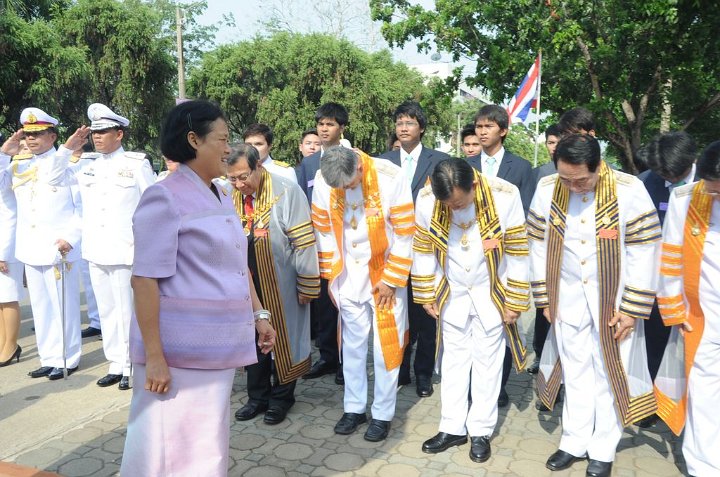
507;56;540;123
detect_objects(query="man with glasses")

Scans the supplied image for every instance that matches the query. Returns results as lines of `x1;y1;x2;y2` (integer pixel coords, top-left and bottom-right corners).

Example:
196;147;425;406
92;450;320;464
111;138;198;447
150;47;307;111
77;103;155;390
528;134;660;477
379;100;450;398
227;144;319;426
0;108;90;380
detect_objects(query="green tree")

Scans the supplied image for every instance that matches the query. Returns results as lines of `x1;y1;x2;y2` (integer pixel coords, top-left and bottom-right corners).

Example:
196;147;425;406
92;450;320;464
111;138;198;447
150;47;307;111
189;32;452;165
371;0;720;173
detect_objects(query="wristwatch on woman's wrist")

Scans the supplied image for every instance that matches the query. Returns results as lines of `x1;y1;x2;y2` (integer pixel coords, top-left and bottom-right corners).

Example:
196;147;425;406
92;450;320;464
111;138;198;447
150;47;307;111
253;310;271;322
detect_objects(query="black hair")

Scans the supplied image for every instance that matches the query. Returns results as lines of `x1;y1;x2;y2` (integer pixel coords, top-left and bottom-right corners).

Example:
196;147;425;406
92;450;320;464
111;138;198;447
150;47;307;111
644;131;697;181
300;129;319;141
315;102;349;126
554;133;602;172
558;108;595;136
545;123;561;138
461;124;477;141
431;159;475;201
227;143;259;170
696;140;720;181
160;100;225;163
243;123;274;146
474;104;509;131
393;101;427;132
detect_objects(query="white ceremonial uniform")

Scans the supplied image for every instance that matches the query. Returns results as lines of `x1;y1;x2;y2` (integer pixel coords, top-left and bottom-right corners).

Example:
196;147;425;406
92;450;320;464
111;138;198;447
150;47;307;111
69;153;100;330
0;146;82;369
261;155;297;183
78;146;155;376
529;170;660;462
0;159;24;303
658;184;720;476
413;177;528;437
312;157;413;421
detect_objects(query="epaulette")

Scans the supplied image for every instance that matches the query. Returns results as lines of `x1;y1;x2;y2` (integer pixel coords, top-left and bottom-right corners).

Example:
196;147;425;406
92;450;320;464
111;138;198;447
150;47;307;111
124;152;147;161
419;182;434;198
487;176;515;194
273;160;290;168
375;160;400;178
675;183;695;197
614;170;636;186
540;173;558;187
11;153;33;161
81;152;101;160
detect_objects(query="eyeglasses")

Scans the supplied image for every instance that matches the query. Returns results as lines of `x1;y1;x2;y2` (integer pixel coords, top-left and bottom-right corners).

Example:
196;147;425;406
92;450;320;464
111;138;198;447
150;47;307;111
395;121;419;128
227;171;253;183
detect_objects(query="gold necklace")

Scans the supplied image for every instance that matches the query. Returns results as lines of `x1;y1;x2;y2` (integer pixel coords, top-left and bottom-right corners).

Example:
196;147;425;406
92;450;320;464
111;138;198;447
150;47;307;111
451;219;477;248
347;200;362;230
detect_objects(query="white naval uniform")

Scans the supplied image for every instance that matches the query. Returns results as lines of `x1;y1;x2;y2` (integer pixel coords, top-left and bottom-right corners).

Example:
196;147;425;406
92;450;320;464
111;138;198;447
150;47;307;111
529;172;659;462
413;178;528;437
0;146;82;369
0;164;24;302
77;147;155;376
261;155;297;183
312;158;412;421
660;185;720;476
69;155;100;329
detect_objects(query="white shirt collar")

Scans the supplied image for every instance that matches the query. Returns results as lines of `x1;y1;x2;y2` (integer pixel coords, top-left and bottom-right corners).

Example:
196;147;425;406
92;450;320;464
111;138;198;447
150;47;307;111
481;146;505;163
102;146;125;160
664;163;696;188
401;143;423;162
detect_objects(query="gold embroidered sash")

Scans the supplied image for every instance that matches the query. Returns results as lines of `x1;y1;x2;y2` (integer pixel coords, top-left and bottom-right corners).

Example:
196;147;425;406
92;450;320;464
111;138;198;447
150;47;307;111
328;152;404;371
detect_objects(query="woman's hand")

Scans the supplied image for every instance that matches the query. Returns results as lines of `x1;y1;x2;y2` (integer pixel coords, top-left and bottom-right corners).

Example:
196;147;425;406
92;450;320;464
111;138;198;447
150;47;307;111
145;355;171;394
255;319;276;355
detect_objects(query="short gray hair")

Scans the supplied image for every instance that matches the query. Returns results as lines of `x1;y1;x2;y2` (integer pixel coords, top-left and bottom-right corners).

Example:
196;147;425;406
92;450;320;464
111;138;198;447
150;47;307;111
320;146;358;188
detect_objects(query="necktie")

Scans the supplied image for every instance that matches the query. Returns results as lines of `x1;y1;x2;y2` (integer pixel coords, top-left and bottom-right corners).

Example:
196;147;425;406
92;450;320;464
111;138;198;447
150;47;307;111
405;155;414;184
485;157;497;177
244;195;254;230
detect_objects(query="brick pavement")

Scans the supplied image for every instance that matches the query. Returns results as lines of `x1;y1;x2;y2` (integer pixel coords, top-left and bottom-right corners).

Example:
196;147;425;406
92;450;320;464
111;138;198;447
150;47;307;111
3;309;688;476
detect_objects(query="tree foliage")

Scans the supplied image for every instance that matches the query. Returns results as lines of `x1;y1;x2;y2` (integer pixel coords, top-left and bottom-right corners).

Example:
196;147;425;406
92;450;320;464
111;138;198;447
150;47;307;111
189;32;452;164
371;0;720;172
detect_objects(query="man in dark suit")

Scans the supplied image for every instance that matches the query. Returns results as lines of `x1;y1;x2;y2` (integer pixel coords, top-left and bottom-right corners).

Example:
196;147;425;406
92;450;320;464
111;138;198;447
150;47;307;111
635;131;697;427
296;102;349;385
379;101;451;398
465;104;534;407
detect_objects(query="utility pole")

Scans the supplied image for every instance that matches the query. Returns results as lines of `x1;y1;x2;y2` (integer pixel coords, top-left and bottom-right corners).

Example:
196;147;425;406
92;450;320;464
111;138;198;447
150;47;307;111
176;4;186;100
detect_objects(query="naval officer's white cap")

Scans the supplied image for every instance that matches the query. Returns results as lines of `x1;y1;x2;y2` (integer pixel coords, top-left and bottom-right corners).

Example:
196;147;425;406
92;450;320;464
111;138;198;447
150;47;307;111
20;107;58;132
87;103;130;131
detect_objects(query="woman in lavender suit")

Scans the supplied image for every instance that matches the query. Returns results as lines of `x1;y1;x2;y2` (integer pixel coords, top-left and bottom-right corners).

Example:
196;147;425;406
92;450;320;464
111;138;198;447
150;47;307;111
121;101;276;476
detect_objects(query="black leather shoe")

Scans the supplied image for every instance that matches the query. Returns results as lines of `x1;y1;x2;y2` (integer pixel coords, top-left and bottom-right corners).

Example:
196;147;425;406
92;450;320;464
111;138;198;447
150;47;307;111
527;357;540;375
636;414;659;428
586;459;612;477
48;366;78;380
416;375;434;398
28;366;54;378
334;412;367;435
363;419;391;442
235;401;268;421
335;364;344;385
498;388;509;407
546;449;584;471
422;432;467;453
118;376;131;390
263;406;288;425
469;435;491;463
303;359;337;379
81;326;102;338
97;374;123;387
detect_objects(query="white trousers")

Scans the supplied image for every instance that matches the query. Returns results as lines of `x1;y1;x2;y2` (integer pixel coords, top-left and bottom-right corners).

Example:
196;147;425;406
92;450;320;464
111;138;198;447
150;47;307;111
340;298;399;421
684;336;720;476
79;259;100;329
89;263;133;375
555;309;622;462
25;263;81;368
439;308;504;436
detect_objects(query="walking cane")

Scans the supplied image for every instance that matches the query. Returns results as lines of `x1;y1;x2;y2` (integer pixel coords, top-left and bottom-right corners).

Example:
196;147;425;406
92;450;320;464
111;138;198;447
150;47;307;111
60;257;68;379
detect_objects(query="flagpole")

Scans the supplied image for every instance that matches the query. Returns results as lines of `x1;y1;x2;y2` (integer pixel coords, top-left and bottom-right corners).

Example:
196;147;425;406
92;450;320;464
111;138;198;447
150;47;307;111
533;49;542;167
